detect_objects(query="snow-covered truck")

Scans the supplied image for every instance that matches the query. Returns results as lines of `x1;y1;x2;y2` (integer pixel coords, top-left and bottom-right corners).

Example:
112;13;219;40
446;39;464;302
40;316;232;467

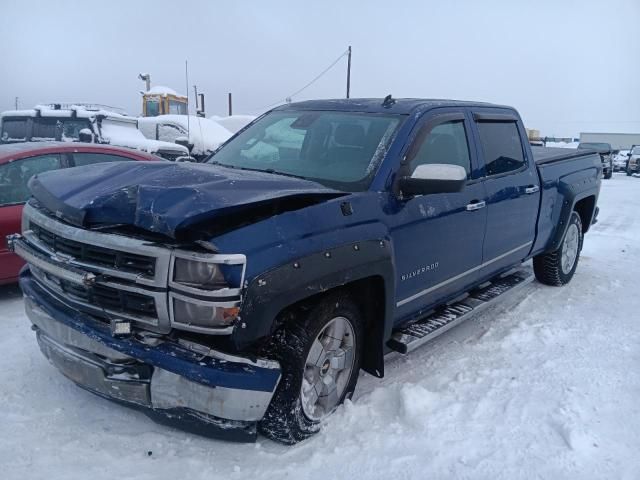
9;98;602;444
138;115;232;161
0;104;188;161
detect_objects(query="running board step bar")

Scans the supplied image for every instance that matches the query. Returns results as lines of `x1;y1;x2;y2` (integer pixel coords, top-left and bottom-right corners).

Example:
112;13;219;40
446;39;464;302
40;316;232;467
387;269;533;354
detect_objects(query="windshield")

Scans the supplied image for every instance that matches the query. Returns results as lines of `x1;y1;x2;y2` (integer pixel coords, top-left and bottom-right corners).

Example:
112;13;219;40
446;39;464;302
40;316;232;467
577;142;611;153
169;100;187;115
631;146;640;155
206;110;403;191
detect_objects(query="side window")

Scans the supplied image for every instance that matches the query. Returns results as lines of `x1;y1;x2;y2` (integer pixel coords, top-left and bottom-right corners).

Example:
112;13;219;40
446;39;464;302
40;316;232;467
72;153;134;167
0;154;61;206
32;118;60;140
476;121;525;176
157;123;186;143
1;118;29;142
409;120;471;175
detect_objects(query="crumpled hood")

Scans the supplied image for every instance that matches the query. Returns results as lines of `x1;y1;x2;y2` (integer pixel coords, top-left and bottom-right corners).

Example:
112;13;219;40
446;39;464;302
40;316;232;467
28;161;343;238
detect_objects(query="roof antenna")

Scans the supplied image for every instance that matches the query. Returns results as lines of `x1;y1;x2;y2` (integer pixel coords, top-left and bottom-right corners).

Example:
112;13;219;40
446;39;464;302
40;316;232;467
185;60;190;141
382;94;396;108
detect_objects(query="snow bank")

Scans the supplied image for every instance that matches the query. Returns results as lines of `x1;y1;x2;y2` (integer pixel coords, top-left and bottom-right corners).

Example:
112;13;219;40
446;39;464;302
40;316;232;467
138;115;232;155
546;141;579;149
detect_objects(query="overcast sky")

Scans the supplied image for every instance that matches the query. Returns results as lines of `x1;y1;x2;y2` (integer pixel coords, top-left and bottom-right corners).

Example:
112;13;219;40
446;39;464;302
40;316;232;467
1;0;639;137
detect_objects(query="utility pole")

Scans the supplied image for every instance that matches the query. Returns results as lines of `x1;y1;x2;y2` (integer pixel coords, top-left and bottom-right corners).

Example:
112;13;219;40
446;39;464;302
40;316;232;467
14;97;18;110
228;93;233;116
346;45;352;99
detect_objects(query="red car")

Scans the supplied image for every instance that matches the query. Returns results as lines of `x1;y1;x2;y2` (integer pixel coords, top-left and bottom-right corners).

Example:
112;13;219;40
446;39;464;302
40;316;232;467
0;142;162;285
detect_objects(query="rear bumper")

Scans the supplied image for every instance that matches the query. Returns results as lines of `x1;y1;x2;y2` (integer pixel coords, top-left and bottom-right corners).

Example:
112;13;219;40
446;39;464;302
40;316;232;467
20;271;281;441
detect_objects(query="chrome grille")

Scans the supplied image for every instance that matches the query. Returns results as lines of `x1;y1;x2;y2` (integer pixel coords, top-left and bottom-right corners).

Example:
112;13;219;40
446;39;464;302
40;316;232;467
30;222;156;276
59;280;157;317
20;202;245;335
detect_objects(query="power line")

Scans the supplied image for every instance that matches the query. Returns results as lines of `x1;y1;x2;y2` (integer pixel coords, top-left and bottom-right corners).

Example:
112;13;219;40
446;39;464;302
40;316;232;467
249;48;350;113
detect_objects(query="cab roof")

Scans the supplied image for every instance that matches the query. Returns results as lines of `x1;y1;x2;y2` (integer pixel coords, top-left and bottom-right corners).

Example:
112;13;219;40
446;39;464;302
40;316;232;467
274;98;513;115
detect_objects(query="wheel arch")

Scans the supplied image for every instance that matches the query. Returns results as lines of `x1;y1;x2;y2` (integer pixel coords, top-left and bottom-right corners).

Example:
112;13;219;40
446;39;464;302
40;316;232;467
235;239;395;378
547;177;598;252
573;195;596;234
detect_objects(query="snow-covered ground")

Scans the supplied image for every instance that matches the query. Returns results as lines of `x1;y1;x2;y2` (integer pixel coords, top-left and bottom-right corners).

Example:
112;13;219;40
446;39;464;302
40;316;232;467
1;175;639;480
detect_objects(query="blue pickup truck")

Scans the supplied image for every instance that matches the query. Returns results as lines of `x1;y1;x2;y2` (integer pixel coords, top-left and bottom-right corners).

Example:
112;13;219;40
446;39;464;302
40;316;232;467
9;98;602;444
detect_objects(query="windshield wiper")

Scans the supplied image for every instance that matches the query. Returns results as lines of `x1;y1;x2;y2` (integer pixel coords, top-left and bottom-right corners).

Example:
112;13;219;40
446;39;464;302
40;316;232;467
232;165;308;180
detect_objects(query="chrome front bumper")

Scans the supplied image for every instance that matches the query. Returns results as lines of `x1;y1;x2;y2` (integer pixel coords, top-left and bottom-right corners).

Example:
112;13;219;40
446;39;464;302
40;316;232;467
21;273;281;441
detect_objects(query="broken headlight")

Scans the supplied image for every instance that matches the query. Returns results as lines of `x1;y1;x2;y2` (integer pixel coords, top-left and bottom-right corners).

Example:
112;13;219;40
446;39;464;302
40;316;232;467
170;292;239;331
173;257;227;289
168;251;246;333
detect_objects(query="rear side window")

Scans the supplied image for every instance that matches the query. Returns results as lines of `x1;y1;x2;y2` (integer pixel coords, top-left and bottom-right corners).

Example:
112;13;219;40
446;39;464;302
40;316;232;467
72;153;135;167
477;121;525;176
1;118;28;141
32;118;60;140
409;120;471;175
0;154;61;206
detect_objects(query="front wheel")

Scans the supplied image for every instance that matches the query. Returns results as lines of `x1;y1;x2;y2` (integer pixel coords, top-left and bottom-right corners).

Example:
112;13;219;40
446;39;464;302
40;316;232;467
533;211;583;286
259;293;363;444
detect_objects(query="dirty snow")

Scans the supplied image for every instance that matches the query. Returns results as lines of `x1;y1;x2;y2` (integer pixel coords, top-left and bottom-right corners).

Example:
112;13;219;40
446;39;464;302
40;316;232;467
1;175;639;480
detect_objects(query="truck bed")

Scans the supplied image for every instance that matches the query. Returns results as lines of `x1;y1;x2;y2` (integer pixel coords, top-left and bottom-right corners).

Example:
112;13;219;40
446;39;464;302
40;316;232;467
531;146;594;165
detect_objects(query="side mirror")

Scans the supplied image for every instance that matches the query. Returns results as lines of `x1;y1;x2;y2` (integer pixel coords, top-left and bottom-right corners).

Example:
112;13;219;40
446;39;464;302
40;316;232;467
175;136;194;152
399;164;467;196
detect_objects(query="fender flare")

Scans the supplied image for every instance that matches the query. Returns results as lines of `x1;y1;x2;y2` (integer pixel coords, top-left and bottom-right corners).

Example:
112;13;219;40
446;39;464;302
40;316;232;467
234;238;395;377
547;178;598;252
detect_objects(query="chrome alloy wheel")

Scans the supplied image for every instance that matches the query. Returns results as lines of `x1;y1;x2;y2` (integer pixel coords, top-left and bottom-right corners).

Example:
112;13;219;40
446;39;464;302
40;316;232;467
300;316;356;421
561;223;580;274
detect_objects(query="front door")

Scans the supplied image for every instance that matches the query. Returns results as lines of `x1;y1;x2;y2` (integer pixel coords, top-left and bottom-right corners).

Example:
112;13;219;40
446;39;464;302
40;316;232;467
389;111;487;323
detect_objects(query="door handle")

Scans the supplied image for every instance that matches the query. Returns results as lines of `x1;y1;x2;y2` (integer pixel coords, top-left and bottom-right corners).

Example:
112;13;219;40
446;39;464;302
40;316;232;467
524;185;540;194
466;200;486;211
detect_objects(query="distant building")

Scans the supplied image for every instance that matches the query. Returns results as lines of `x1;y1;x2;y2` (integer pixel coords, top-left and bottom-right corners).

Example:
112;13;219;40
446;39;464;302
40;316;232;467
579;132;640;150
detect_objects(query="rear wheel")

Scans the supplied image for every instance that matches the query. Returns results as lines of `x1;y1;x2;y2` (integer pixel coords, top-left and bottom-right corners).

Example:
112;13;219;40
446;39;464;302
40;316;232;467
259;293;363;444
533;212;583;286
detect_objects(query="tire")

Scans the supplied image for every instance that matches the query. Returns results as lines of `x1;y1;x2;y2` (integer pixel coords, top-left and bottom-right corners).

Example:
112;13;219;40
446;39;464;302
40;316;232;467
604;168;612;179
533;212;583;286
259;292;363;444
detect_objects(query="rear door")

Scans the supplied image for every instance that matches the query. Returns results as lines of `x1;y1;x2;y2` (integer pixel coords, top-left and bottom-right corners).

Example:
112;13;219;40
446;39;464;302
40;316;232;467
0;153;62;281
471;110;540;273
